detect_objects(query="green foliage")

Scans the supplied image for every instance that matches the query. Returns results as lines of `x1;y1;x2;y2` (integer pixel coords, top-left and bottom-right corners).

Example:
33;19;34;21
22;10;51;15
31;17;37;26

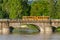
48;0;60;19
30;0;50;16
30;0;60;19
0;0;3;3
56;27;60;32
2;0;30;19
0;11;8;19
2;0;22;19
21;0;30;17
21;0;28;15
56;0;60;19
0;11;4;18
0;0;60;19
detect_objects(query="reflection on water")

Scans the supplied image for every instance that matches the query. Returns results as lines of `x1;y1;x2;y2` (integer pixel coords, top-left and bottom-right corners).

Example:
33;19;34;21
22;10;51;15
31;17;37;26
0;32;60;40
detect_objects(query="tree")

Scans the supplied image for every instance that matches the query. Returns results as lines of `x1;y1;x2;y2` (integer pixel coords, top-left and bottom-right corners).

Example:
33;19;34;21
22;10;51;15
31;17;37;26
30;0;50;16
2;0;22;19
0;11;8;19
1;0;60;19
21;0;30;16
2;0;8;12
0;0;5;18
49;0;57;19
2;0;30;19
0;11;4;18
0;0;3;4
56;0;60;19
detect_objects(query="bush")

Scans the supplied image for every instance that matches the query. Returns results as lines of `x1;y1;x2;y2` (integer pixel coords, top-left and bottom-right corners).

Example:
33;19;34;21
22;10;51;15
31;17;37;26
56;27;60;32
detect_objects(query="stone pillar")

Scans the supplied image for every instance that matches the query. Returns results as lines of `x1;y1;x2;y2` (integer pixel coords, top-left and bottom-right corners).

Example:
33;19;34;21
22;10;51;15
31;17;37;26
40;27;45;33
0;23;2;34
44;22;52;33
2;28;10;34
40;22;52;33
38;23;45;33
2;22;10;34
45;27;52;33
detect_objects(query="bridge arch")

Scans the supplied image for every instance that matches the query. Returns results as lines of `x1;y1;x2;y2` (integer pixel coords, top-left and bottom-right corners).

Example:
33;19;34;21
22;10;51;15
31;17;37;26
21;23;47;33
20;24;40;32
9;26;14;34
51;26;56;32
27;24;40;32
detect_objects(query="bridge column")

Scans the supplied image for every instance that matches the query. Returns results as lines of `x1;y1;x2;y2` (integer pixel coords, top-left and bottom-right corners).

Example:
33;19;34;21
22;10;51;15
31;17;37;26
44;22;52;33
37;23;45;33
45;27;52;33
2;22;10;34
40;27;45;33
39;22;52;33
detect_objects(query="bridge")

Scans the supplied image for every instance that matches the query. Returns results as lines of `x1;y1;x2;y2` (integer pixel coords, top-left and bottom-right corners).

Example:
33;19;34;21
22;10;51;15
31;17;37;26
0;16;60;34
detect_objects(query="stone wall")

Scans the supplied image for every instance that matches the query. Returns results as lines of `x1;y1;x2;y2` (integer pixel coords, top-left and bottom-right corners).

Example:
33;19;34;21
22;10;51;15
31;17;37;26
0;19;60;34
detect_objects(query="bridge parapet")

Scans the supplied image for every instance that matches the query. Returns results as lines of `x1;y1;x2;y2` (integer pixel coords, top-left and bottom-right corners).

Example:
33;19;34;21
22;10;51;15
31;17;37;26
51;19;60;22
50;19;60;28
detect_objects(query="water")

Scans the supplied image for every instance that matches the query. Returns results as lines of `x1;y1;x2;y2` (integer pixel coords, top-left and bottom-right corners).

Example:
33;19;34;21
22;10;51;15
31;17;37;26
0;32;60;40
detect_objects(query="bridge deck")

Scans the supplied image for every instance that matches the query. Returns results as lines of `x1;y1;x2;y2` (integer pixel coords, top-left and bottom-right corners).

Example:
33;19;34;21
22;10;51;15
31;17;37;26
0;19;59;23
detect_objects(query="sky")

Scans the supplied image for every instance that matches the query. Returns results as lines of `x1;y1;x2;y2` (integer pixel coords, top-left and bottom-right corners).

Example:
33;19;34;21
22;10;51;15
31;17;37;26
28;0;39;1
28;0;36;1
28;0;33;1
28;0;38;4
28;0;33;4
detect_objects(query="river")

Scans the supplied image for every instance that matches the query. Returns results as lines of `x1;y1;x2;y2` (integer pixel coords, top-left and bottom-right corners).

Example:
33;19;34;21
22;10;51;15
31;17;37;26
0;32;60;40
